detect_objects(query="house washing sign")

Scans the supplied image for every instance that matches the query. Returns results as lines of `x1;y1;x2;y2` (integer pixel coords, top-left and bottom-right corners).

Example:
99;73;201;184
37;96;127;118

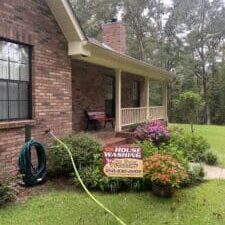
103;146;143;178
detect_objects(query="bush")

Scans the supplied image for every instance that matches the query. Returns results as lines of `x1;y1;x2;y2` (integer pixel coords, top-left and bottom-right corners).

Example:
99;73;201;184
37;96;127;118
182;164;205;187
137;140;158;157
137;141;188;168
48;132;103;175
170;127;217;165
143;153;188;188
135;120;169;145
205;151;218;165
0;182;13;206
49;132;147;192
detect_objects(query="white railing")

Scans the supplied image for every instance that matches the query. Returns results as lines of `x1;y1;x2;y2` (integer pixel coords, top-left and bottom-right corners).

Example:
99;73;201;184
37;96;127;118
121;107;148;126
149;106;166;121
121;106;166;127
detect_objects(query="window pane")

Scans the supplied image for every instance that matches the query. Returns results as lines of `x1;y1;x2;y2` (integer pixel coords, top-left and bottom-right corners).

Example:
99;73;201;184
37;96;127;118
20;47;29;64
0;60;9;79
0;81;8;100
19;83;28;100
9;101;19;119
0;40;31;120
20;64;29;81
20;101;28;119
0;41;8;60
0;101;8;120
8;43;20;62
8;82;18;100
10;62;20;80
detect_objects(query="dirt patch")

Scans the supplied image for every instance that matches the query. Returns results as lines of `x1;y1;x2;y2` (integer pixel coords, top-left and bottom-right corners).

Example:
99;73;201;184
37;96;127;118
13;176;75;203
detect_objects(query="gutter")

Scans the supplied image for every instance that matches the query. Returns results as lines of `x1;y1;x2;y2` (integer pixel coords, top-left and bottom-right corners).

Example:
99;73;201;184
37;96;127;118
84;41;176;80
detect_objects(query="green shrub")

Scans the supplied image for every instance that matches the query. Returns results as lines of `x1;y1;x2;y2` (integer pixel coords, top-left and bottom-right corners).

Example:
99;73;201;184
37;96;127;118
137;141;188;168
205;151;218;165
0;183;13;206
169;127;217;165
73;149;149;192
49;132;147;192
48;132;103;175
75;165;124;192
182;164;205;187
136;141;158;157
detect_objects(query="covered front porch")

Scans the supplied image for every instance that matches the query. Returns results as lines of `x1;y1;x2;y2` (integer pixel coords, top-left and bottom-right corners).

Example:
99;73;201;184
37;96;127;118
115;69;167;132
72;60;168;132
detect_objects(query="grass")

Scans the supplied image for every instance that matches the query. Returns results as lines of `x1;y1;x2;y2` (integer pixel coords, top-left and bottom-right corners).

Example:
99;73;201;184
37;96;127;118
170;124;225;167
1;180;225;225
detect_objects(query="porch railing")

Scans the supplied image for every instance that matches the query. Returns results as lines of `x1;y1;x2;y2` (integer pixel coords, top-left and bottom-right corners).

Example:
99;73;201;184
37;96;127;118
121;106;166;127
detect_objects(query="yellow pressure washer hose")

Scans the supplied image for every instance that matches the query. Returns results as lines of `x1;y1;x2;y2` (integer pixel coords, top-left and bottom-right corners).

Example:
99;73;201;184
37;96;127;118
47;130;127;225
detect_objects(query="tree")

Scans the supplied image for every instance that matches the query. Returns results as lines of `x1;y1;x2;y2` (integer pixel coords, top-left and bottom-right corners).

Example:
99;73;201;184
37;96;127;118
175;91;203;133
167;0;225;124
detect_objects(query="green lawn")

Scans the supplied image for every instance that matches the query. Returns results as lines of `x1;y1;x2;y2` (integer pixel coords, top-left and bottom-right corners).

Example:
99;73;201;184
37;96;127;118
1;180;225;225
170;124;225;167
1;124;225;225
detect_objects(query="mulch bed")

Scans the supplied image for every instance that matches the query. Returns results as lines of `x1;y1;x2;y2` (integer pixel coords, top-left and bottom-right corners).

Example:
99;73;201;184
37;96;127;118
12;176;74;203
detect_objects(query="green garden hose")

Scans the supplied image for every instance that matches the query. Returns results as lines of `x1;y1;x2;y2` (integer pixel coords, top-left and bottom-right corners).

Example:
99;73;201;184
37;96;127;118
18;140;46;187
48;131;127;225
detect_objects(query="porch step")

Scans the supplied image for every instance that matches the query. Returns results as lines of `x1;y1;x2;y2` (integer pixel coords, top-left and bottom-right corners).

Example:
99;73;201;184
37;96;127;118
103;137;129;147
94;131;116;140
116;131;136;142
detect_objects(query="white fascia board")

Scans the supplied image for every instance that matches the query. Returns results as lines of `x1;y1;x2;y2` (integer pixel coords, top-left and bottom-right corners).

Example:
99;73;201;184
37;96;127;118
68;41;91;57
46;0;86;42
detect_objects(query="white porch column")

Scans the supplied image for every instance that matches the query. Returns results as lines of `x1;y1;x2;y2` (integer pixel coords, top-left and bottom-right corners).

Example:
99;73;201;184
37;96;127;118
115;69;122;132
145;77;150;121
163;82;168;122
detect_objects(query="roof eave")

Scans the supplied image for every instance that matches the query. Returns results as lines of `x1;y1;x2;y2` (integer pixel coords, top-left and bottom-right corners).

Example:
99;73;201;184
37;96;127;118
46;0;86;42
73;41;175;81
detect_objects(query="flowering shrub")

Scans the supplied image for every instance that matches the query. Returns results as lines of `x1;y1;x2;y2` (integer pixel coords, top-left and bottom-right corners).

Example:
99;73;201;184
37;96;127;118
135;120;169;145
143;153;188;188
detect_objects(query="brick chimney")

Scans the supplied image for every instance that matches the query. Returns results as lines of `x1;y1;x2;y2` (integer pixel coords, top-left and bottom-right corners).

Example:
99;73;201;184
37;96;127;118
102;18;126;54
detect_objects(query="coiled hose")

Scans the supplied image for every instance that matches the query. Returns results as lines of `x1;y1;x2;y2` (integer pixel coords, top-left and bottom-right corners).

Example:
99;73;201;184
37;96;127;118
18;139;46;187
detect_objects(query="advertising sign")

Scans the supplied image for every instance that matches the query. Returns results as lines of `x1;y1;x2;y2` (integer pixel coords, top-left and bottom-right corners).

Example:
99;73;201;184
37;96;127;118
103;145;143;178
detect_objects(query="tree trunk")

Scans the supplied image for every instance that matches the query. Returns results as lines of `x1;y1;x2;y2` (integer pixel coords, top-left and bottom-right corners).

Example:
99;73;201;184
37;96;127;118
203;78;211;125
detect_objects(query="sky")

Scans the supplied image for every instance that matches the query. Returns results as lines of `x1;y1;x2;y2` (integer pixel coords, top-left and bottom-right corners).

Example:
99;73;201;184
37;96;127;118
163;0;172;6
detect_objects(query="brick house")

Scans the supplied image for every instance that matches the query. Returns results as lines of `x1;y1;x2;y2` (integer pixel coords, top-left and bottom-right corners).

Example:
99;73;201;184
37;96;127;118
0;0;174;178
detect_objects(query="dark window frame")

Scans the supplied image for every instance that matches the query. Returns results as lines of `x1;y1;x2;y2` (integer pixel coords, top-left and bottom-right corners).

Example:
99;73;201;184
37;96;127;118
0;37;32;121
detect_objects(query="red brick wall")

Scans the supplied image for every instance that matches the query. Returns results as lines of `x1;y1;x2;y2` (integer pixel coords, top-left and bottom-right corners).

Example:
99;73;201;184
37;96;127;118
102;21;126;54
72;60;114;131
0;0;72;180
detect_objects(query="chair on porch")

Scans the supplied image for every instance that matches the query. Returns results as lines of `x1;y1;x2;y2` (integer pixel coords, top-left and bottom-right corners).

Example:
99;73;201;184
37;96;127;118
84;110;114;130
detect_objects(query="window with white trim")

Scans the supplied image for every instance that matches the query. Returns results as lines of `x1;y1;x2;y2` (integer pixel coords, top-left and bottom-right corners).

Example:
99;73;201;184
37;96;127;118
0;40;31;121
